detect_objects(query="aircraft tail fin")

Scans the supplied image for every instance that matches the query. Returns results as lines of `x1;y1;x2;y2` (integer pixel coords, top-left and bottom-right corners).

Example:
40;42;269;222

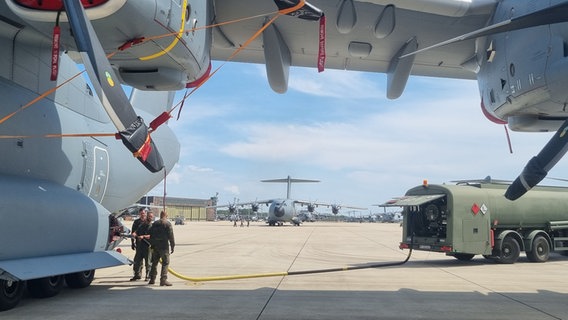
261;175;319;199
129;89;176;117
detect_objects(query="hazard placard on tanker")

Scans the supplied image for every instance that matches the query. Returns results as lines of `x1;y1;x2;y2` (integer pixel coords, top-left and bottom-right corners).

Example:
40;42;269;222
381;178;568;264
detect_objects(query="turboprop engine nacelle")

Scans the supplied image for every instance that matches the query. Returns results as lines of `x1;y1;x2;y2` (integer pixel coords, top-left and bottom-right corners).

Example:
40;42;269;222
7;0;212;90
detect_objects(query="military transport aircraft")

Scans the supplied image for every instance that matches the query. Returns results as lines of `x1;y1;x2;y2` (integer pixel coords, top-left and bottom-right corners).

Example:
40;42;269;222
216;176;366;226
212;176;320;226
2;0;568;312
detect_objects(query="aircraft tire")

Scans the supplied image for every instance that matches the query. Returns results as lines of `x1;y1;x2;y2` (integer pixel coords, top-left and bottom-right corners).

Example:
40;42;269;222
65;270;95;289
0;279;24;311
496;236;520;264
526;236;550;263
27;275;64;298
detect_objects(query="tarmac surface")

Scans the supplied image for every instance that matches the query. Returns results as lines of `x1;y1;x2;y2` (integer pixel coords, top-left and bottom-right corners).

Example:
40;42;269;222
4;221;568;319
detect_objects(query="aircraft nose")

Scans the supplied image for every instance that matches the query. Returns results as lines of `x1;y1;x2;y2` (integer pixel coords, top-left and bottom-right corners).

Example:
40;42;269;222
274;206;285;217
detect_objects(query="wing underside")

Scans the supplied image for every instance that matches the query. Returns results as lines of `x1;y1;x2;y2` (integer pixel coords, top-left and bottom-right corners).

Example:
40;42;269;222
212;0;496;79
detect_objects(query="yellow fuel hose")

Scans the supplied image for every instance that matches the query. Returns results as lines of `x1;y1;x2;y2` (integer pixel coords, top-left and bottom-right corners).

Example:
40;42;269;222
168;245;413;283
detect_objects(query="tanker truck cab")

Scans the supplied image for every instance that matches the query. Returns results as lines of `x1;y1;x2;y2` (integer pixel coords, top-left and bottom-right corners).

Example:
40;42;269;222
383;180;568;264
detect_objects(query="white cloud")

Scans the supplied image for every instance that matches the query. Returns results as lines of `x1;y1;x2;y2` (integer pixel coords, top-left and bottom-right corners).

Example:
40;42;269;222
288;68;385;99
218;93;526;173
253;65;385;99
224;185;240;195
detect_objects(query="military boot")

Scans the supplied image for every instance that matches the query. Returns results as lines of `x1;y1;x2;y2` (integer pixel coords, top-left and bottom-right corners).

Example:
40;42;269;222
148;277;155;285
160;279;172;286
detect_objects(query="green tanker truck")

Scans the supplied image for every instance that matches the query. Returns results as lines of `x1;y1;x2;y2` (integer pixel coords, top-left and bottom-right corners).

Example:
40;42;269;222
382;179;568;263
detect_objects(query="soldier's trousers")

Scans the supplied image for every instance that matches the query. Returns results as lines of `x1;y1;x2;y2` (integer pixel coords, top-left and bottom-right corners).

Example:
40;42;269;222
133;244;150;277
149;247;170;281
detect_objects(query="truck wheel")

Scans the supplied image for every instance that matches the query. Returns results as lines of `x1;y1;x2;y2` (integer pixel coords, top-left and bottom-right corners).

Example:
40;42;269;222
453;253;475;261
526;236;550;263
497;236;520;264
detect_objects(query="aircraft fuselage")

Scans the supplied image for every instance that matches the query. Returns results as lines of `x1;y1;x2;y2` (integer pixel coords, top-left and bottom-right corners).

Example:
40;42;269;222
267;199;300;226
0;1;180;309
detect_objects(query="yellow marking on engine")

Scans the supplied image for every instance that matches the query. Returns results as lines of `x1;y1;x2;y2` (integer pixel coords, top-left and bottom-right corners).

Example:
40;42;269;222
139;0;188;61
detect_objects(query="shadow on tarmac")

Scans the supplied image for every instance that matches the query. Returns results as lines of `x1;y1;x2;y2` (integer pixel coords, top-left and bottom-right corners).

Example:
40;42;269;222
5;284;567;320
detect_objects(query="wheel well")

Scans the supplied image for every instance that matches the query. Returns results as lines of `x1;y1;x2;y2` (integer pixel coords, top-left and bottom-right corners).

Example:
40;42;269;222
523;230;552;252
496;230;524;251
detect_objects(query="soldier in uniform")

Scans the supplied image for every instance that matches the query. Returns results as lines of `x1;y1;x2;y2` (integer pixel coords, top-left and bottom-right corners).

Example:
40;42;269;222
130;210;152;281
130;208;147;250
130;208;148;281
148;211;175;286
145;211;155;280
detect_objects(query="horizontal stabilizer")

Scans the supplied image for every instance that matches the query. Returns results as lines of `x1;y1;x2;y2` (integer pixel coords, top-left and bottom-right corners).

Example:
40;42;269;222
261;175;319;199
261;178;320;183
0;251;131;281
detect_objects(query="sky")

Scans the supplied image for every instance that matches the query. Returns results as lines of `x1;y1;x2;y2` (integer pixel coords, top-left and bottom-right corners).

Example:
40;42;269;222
147;61;567;215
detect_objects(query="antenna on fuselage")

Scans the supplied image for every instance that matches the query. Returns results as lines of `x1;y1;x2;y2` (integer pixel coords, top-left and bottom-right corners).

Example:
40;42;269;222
261;175;320;199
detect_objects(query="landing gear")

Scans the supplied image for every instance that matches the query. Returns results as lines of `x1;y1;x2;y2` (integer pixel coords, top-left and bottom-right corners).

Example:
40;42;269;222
0;270;96;311
0;279;24;311
27;275;64;298
65;270;95;288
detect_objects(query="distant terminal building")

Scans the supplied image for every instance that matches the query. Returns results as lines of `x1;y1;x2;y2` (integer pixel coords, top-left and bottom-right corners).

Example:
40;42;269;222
138;196;217;221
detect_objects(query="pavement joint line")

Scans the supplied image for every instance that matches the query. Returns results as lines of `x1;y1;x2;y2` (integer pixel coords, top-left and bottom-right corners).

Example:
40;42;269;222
437;267;563;320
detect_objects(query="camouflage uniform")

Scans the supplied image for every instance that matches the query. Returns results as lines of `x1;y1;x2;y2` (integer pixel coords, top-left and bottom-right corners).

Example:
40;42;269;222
131;220;151;280
148;218;175;286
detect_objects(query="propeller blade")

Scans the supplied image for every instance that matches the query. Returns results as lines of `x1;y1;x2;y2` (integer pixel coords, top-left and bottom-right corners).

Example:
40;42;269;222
505;118;568;200
403;2;568;58
62;0;164;172
273;0;324;21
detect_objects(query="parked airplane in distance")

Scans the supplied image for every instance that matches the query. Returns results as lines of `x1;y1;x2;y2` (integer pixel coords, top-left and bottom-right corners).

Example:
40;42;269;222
214;176;366;226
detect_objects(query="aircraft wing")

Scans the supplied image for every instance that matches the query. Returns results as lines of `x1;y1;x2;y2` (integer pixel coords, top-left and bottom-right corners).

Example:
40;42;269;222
207;199;274;208
295;200;367;210
337;205;368;210
212;0;496;85
236;199;274;206
295;200;329;207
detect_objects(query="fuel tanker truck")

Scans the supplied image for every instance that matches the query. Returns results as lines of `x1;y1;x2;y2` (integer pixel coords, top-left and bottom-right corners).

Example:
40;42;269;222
381;178;568;264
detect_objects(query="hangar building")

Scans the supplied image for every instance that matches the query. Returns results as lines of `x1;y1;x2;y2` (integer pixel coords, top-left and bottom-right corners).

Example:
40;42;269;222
138;196;217;221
